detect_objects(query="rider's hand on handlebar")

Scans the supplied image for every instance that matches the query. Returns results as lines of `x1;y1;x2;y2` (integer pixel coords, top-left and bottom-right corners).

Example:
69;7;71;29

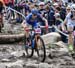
24;27;29;31
45;25;48;33
45;25;48;30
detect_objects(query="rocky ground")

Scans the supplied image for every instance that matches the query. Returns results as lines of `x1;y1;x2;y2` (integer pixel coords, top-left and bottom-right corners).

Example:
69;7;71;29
0;12;75;68
0;43;75;68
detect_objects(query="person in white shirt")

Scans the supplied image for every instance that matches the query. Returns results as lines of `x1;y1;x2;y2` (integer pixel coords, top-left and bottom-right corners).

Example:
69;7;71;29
62;4;75;54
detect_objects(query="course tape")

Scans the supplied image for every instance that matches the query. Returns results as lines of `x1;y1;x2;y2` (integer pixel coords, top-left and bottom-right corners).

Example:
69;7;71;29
53;26;68;37
6;6;25;19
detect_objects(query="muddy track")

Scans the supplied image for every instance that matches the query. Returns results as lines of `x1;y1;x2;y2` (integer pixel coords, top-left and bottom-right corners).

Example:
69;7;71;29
0;44;75;68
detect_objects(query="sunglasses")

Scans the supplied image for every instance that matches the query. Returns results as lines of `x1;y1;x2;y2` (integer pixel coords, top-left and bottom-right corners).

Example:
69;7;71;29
67;9;70;10
33;14;37;16
40;5;44;6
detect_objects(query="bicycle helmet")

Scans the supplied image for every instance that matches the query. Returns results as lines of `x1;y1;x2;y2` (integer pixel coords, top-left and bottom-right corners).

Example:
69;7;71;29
31;9;38;15
71;4;75;11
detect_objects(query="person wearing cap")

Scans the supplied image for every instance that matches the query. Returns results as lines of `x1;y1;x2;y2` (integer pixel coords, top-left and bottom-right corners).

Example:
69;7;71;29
38;2;46;26
55;13;63;29
38;2;45;15
38;2;49;34
53;2;59;7
54;5;66;21
53;2;59;11
38;2;45;17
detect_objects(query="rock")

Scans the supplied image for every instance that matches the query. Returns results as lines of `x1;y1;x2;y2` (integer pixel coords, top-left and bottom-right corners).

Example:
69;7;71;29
38;63;53;68
0;53;13;60
41;32;61;45
7;65;23;68
1;59;11;62
45;58;53;64
62;56;73;61
49;49;69;58
3;23;12;33
26;63;39;68
11;50;25;57
46;49;50;56
54;41;67;48
3;21;23;34
0;64;6;68
0;17;24;43
59;48;68;52
26;59;38;64
32;51;38;59
7;60;24;68
57;58;66;64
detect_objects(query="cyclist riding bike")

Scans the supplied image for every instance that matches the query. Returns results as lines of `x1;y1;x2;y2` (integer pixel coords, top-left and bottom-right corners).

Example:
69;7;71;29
62;4;75;54
21;8;48;46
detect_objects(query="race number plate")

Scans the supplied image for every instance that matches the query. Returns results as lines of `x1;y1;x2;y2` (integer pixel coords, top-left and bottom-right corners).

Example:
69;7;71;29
35;28;41;34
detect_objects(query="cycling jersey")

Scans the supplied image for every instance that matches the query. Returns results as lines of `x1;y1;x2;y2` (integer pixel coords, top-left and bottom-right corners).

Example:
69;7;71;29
25;13;43;28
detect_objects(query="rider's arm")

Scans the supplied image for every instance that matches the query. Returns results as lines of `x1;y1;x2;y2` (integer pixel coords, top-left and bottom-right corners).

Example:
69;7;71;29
21;20;27;28
42;17;48;26
62;19;67;31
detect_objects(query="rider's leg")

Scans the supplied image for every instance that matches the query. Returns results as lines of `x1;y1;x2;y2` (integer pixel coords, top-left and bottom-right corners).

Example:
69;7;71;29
67;25;74;52
73;27;75;51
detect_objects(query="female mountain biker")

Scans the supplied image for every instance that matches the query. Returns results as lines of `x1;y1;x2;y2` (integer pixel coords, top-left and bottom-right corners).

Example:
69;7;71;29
62;4;75;54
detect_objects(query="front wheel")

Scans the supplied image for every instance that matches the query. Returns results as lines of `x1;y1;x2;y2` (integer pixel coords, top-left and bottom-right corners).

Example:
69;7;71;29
24;35;34;58
35;36;46;62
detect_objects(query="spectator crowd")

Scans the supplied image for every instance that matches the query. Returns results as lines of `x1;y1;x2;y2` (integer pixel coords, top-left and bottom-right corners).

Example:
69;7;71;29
0;0;75;43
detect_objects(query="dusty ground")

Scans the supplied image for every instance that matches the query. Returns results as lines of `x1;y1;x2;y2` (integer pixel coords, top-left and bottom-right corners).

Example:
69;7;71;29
0;11;75;68
0;44;75;68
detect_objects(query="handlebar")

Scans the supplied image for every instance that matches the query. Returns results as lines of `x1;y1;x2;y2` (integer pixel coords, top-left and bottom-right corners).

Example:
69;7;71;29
25;26;53;31
40;26;53;29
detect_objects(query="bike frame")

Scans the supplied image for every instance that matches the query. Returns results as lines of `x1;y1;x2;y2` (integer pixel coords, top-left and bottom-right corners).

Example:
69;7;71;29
25;28;41;48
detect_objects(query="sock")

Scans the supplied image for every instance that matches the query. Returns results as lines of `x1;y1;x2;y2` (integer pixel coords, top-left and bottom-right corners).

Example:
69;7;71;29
68;44;73;51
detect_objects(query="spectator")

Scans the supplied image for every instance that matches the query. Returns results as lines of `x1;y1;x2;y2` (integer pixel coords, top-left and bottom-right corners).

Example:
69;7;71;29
44;5;55;32
55;13;63;29
8;0;14;7
66;6;71;15
3;0;9;6
38;2;45;16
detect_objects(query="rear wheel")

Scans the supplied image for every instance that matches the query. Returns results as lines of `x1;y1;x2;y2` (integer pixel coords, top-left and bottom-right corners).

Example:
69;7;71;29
35;36;46;62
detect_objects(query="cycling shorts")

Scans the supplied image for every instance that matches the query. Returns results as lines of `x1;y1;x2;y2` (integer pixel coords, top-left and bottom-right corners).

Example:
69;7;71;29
67;22;75;31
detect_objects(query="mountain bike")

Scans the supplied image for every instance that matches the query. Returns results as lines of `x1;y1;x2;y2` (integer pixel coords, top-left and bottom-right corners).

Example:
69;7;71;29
24;26;46;62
